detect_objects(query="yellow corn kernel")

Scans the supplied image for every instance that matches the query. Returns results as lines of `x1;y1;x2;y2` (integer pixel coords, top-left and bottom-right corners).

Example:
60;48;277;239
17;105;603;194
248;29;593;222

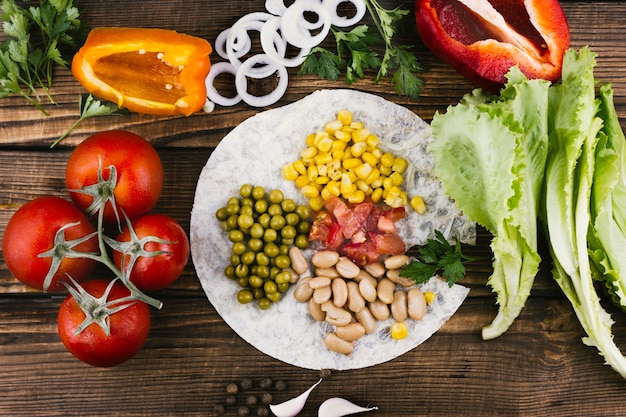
348;189;365;204
371;187;383;203
331;149;345;160
332;139;347;152
315;175;330;185
314;152;332;165
341;146;353;160
350;121;364;130
370;177;384;189
385;186;405;208
309;196;324;212
379;164;392;176
301;184;320;198
370;147;383;159
325;119;343;133
410;195;427;214
346;171;357;183
320;187;331;200
307;165;318;182
392;157;408;174
382;177;394;190
361;151;378;167
283;163;299;181
380;152;395;168
350;141;367;157
366;134;380;149
355;179;370;193
341;174;355;196
354;162;373;180
342;158;361;170
424;291;436;304
325;180;340;197
352;128;370;143
337;110;352;125
293;159;307;176
390;322;408;340
295;175;310;188
300;147;318;159
317;164;328;177
329;169;343;182
334;129;351;142
365;168;380;185
389;171;403;187
315;134;334;153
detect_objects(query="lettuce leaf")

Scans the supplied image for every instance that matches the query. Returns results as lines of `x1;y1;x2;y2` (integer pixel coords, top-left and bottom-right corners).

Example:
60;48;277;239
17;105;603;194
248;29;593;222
429;67;549;339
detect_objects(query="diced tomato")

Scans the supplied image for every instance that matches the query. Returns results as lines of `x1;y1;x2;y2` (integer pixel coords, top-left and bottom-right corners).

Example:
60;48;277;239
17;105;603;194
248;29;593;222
341;240;381;266
326;221;344;249
381;206;406;222
377;215;397;234
370;232;406;255
324;195;362;239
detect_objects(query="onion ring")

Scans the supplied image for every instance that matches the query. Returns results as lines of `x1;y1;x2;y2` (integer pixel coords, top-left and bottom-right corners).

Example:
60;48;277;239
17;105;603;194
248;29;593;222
321;0;366;27
205;61;242;107
280;1;332;49
261;16;311;68
235;54;289;107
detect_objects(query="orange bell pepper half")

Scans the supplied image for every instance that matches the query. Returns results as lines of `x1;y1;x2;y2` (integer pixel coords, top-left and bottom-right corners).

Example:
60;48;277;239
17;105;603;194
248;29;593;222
72;27;212;116
416;0;570;91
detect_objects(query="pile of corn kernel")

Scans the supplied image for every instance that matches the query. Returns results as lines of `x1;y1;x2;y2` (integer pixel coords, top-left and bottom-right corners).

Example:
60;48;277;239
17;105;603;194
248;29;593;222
283;110;426;213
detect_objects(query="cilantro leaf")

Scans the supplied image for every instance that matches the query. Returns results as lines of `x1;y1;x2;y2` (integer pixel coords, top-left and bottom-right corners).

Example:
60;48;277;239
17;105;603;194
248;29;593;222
400;230;480;287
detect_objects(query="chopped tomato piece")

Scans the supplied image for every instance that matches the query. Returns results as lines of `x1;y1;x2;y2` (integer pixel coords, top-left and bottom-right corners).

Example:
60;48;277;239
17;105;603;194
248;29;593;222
370;232;406;255
341;241;380;266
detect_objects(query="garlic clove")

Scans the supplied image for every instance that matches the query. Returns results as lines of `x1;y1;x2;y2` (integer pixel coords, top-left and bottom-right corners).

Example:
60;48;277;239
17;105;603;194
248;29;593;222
269;378;323;417
317;397;378;417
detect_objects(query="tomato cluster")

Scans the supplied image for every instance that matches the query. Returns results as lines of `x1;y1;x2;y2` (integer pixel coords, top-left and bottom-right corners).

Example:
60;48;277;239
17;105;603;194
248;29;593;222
2;130;190;367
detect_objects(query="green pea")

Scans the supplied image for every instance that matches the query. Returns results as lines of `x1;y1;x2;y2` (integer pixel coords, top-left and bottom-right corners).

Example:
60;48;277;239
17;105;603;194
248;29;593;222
240;251;256;265
267;203;283;217
277;282;290;293
258;213;271;229
266;291;282;303
295;234;309;249
239;205;254;217
281;198;296;213
279;245;290;256
269;266;282;279
226;203;240;216
240;197;254;207
270;215;285;230
274;255;291;269
229;254;241;266
256;253;270;268
226;215;238;230
228;230;244;243
264;280;278;295
253;288;265;299
237;276;249;288
275;271;291;284
247;238;263;252
216;207;229;221
240;184;253;198
255;264;270;278
252;185;265;200
264;242;279;258
248;275;264;288
249;223;264;239
227;197;240;206
237;289;254;304
232;242;247;255
281;225;296;239
234;264;248;278
263;228;278;243
224;265;235;279
285;212;300;226
254;199;268;214
237;213;254;230
257;298;272;310
280;238;294;246
295;205;311;220
269;189;284;204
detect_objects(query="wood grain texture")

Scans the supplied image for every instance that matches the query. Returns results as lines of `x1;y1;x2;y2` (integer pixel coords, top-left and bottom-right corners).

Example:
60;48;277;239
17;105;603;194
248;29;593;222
1;1;626;416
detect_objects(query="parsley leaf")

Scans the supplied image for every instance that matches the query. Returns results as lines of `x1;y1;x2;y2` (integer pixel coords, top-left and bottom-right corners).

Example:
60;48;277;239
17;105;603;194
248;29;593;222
298;46;343;81
400;230;480;287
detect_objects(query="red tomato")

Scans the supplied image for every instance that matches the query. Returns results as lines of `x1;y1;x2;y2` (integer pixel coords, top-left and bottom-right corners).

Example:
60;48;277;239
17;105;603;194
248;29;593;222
65;130;163;224
2;196;98;292
112;214;190;292
57;279;151;367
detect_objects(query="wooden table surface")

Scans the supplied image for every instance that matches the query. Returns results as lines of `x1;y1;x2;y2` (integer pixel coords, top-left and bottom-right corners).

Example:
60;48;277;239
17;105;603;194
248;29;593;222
2;1;626;416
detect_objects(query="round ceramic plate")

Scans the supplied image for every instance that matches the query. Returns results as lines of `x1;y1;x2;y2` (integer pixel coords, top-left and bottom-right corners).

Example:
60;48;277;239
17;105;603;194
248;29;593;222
190;89;474;370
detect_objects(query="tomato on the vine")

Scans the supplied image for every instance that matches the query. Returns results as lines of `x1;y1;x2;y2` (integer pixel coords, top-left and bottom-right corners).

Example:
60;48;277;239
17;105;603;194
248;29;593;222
57;279;151;367
2;196;99;292
65;130;163;224
111;214;190;292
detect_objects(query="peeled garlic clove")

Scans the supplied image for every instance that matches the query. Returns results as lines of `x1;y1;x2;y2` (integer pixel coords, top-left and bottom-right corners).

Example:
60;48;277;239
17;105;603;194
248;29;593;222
269;378;322;417
318;397;378;417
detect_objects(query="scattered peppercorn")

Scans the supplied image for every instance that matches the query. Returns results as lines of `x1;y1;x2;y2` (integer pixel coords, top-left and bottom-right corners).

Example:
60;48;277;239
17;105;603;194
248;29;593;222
240;378;253;390
256;406;269;417
226;383;239;394
237;405;250;416
259;377;272;389
260;392;273;405
274;380;287;391
214;377;289;416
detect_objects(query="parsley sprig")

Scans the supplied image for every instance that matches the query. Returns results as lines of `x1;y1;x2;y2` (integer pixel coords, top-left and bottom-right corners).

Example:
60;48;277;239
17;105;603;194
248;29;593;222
400;230;480;287
0;0;88;114
298;0;426;99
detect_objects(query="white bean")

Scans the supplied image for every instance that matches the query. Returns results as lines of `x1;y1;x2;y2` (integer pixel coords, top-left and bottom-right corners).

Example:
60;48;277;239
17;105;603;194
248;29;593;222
368;300;390;321
335;257;360;279
386;268;415;287
293;277;313;302
358;278;377;303
391;290;408;322
335;322;365;342
324;332;354;355
347;281;365;313
311;250;340;268
289;246;309;275
321;301;352;326
309;276;332;289
384;254;410;270
313;285;332;304
355;306;376;334
363;261;385;278
331;278;348;308
308;298;325;321
377;278;395;304
315;267;340;278
407;287;427;321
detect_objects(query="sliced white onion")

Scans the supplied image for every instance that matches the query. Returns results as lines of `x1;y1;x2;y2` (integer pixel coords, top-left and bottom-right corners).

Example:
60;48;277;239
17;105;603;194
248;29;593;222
261;16;311;68
215;28;251;60
265;0;290;16
235;54;289;107
227;15;287;78
269;379;322;417
322;0;367;27
280;0;332;49
205;61;242;107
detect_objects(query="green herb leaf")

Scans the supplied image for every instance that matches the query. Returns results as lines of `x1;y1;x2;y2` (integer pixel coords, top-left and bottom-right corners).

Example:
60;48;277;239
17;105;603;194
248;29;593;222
297;46;342;81
400;230;478;287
